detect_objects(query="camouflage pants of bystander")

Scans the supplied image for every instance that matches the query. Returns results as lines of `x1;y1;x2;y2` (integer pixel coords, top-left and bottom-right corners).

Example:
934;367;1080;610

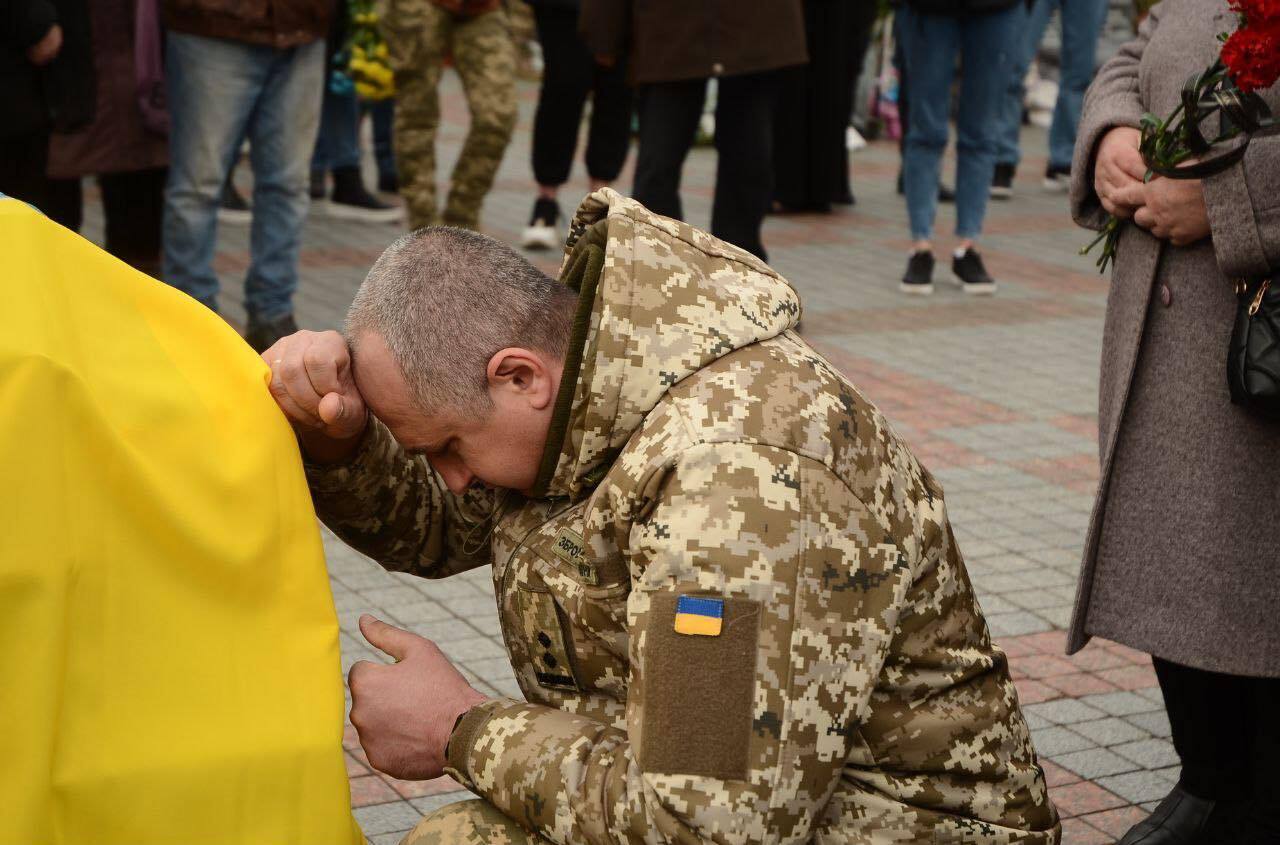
380;0;517;230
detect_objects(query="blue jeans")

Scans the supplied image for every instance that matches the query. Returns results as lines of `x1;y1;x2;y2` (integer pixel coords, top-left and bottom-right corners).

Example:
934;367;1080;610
312;84;362;175
900;5;1020;242
162;32;324;322
994;0;1109;169
368;99;396;185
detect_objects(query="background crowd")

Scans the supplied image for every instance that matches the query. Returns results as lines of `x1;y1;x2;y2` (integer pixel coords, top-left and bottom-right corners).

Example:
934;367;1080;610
2;0;1140;350
4;1;1277;842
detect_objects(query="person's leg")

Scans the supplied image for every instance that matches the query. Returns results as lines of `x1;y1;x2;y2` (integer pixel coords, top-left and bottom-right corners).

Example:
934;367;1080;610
632;78;705;222
383;0;450;229
835;1;878;204
584;46;632;186
900;7;959;245
312;82;362;179
0;133;53;212
370;98;397;190
994;0;1050;169
99;167;167;277
711;69;783;260
1050;0;1108;171
445;7;518;229
241;38;325;327
162;31;264;311
42;178;84;233
399;799;545;845
1153;658;1256;802
531;5;591;192
953;5;1019;243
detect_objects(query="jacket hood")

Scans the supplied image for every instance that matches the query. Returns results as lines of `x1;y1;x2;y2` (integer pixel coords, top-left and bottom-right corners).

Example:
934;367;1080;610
530;189;801;500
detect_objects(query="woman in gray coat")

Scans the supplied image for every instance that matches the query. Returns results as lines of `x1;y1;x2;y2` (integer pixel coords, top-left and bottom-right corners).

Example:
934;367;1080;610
1070;1;1279;842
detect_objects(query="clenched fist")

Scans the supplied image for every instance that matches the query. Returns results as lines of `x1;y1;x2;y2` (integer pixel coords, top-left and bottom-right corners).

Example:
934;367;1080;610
261;330;368;463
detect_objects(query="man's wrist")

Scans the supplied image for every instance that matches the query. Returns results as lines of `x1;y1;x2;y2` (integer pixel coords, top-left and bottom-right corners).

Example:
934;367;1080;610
443;691;491;768
297;417;368;465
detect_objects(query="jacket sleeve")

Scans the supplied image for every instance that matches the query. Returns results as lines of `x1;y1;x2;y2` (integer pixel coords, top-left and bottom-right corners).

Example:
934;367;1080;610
445;441;916;844
578;0;629;60
3;0;58;50
1069;4;1161;231
1203;131;1280;280
304;416;495;578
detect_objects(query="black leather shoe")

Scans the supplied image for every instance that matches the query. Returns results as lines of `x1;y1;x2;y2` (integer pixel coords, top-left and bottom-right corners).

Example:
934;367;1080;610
1118;785;1215;845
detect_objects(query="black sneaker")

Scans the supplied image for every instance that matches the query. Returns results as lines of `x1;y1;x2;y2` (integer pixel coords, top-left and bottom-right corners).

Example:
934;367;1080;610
324;166;404;223
938;183;956;204
377;171;399;194
1043;163;1070;192
218;180;252;225
900;250;935;296
952;247;997;295
245;312;299;354
310;170;326;201
991;162;1015;199
521;197;561;250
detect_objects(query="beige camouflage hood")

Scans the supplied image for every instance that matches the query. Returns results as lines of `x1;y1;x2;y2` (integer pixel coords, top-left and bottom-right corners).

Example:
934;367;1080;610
530;189;802;500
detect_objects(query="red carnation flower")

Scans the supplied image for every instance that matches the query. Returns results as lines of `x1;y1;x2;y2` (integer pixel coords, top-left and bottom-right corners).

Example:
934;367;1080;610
1222;24;1280;93
1230;0;1280;26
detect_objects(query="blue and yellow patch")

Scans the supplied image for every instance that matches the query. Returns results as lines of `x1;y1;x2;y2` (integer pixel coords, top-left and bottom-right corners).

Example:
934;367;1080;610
673;595;724;637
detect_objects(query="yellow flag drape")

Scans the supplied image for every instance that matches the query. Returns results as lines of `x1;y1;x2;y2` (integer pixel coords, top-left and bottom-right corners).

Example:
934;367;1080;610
0;198;364;845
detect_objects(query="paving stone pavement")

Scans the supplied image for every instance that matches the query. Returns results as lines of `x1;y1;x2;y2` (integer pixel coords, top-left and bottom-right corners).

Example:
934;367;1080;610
78;67;1169;845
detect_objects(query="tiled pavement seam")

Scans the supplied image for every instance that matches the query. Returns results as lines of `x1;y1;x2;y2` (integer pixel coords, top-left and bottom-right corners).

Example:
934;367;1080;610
80;60;1162;844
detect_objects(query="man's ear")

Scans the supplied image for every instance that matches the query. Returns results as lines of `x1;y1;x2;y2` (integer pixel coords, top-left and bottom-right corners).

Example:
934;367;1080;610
486;348;557;411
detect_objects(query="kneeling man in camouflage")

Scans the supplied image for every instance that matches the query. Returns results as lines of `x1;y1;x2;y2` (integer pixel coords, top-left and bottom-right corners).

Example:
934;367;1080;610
264;190;1061;845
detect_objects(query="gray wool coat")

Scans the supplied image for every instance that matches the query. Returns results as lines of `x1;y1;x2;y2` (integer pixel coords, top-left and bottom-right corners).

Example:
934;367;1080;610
1069;0;1280;678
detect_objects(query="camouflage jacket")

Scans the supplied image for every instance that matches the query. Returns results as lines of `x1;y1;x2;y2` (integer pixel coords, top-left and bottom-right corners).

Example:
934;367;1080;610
307;190;1060;844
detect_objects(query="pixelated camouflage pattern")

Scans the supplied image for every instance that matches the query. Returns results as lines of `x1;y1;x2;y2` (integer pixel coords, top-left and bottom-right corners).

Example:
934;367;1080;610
380;0;516;230
400;799;540;845
308;189;1060;845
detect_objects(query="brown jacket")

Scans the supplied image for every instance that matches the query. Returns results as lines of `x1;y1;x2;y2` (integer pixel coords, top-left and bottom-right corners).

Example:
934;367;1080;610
1068;0;1280;677
162;0;330;48
579;0;807;84
48;0;167;179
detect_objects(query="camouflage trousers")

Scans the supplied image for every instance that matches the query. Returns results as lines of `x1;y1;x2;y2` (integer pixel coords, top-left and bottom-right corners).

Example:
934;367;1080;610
398;799;543;845
380;0;517;230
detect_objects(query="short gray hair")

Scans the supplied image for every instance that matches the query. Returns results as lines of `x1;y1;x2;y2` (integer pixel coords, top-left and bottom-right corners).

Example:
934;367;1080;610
346;227;578;415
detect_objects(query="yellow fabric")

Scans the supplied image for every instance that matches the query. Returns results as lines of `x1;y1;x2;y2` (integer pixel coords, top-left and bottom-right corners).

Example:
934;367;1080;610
0;199;363;845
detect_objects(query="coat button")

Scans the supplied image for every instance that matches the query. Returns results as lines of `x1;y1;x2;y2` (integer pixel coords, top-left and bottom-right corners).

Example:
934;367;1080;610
712;62;724;75
1160;284;1172;307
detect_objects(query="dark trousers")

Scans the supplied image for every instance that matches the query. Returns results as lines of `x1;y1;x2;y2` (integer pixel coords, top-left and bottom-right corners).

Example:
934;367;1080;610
1154;657;1280;807
774;0;877;210
45;167;168;277
531;5;632;187
0;132;52;211
633;69;783;260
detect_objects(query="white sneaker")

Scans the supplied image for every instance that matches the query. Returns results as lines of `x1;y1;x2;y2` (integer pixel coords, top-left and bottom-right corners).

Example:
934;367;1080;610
521;197;561;251
1042;165;1071;193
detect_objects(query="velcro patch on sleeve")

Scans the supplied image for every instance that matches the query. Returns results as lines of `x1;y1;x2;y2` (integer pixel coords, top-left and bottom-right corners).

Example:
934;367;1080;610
640;593;760;781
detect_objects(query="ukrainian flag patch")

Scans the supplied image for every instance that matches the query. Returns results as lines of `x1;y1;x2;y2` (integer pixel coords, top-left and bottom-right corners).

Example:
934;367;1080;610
673;595;724;636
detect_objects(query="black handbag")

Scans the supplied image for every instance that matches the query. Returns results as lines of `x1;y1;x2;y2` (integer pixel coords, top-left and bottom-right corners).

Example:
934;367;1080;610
1144;82;1280;419
1228;275;1280;419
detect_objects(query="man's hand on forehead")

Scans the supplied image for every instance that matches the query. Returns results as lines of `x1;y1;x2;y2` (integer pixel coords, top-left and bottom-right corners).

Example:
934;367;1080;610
262;330;369;463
